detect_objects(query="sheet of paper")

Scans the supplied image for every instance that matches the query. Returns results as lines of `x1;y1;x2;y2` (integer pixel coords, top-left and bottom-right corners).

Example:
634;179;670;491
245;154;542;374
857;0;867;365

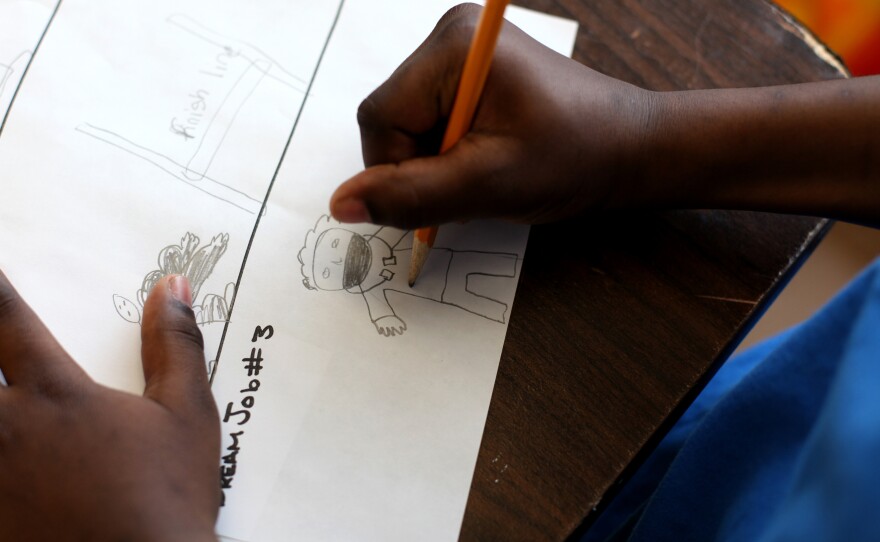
0;0;57;123
215;3;577;540
0;0;344;390
0;1;577;540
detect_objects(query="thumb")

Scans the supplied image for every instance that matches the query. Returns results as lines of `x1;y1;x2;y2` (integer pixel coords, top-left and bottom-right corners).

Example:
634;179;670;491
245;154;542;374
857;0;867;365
141;275;216;423
330;136;511;230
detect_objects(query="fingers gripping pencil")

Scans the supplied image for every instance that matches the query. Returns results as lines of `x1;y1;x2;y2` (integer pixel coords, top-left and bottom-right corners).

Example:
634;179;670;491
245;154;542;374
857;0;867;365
408;0;511;286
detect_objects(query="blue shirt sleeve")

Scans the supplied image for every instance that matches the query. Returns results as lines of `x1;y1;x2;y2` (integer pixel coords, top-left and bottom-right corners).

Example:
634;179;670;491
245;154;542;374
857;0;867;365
583;257;880;542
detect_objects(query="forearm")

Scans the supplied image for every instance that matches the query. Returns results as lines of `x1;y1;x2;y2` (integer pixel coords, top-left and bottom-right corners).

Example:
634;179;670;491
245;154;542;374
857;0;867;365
638;76;880;225
333;8;880;230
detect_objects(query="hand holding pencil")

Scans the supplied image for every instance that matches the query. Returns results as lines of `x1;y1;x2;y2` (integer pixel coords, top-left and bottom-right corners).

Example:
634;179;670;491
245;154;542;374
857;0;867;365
407;0;511;285
330;4;656;258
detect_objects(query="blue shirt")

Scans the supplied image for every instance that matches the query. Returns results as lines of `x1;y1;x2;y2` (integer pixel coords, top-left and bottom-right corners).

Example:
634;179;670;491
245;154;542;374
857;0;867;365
584;257;880;542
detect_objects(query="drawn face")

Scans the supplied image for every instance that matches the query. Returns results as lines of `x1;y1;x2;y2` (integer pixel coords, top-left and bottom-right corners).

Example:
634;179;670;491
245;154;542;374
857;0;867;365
313;229;371;291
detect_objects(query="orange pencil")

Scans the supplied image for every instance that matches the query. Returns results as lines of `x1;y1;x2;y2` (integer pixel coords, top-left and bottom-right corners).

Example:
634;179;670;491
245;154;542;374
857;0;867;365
408;0;511;286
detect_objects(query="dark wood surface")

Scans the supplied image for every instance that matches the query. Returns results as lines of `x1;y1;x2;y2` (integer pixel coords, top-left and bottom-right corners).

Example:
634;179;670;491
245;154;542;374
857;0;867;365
460;1;847;540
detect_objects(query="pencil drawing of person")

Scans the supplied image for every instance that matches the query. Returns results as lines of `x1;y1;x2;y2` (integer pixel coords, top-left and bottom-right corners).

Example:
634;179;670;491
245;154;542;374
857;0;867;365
298;215;519;337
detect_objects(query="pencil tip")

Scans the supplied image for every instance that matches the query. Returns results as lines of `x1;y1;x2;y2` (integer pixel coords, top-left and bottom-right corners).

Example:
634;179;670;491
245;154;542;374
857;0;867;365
409;237;432;286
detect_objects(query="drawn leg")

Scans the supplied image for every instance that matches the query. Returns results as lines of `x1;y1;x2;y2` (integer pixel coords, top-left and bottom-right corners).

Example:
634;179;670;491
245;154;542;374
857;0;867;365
441;251;519;323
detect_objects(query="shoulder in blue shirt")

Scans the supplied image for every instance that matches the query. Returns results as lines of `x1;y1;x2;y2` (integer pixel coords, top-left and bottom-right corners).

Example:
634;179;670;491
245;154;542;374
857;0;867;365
584;257;880;542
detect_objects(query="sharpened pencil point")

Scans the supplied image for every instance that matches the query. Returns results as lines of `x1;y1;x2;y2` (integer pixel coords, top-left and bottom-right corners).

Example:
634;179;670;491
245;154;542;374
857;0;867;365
407;0;509;287
409;238;431;286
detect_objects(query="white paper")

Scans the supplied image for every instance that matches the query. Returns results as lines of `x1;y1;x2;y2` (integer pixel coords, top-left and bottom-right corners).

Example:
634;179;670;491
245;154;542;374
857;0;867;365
0;0;56;121
0;1;577;540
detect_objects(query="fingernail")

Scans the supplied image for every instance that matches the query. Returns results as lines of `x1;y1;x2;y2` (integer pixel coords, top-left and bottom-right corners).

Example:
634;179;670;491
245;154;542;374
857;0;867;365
169;275;192;307
333;198;372;223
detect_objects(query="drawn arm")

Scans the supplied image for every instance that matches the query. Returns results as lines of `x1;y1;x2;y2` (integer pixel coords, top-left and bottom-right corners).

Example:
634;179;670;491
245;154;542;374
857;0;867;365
360;287;406;337
368;226;411;250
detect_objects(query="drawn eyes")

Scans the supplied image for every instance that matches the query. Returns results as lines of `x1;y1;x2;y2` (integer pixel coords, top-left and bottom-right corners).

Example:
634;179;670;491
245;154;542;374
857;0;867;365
322;267;330;279
331;238;339;248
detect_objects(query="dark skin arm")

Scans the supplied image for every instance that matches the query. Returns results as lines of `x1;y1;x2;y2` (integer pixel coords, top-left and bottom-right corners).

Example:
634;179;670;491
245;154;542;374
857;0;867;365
331;3;880;229
645;80;880;225
0;273;219;541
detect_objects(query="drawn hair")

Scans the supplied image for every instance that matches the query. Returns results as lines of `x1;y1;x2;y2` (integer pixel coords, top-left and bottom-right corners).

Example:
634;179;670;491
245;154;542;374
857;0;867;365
298;215;372;290
298;215;335;290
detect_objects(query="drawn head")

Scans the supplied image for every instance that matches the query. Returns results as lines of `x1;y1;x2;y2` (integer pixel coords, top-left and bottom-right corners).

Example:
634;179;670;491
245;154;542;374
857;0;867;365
299;215;372;291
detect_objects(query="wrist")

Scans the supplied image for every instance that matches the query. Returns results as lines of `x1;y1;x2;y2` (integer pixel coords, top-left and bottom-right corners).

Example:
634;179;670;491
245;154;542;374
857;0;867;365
632;87;745;210
558;67;671;215
625;87;669;208
633;78;880;223
596;86;675;211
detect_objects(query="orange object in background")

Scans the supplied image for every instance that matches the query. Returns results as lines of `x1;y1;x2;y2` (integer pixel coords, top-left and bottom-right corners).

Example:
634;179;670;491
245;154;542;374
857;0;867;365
776;0;880;75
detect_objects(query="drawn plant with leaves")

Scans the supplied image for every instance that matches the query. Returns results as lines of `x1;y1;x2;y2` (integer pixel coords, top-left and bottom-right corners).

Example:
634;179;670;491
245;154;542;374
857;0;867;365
113;232;235;326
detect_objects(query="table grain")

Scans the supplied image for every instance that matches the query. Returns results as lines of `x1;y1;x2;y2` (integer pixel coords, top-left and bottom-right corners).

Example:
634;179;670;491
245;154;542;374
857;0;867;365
460;0;847;539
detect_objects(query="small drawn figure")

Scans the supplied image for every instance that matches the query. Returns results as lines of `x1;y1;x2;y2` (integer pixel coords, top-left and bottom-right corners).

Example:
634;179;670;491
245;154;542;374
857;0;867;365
113;232;235;326
298;216;519;337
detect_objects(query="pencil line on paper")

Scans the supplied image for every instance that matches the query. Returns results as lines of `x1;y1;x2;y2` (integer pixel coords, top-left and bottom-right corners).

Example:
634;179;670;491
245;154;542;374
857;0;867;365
182;58;269;181
167;13;309;90
0;51;31;97
297;215;519;337
0;0;63;138
112;232;235;328
75;123;262;214
211;0;347;383
75;13;310;216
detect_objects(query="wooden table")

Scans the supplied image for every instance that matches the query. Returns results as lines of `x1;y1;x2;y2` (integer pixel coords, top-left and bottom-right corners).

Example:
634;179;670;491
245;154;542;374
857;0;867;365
460;0;847;539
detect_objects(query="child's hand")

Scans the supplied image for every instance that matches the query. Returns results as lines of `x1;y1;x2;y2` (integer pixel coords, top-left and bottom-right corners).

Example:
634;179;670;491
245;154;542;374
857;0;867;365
331;3;656;230
0;273;219;541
